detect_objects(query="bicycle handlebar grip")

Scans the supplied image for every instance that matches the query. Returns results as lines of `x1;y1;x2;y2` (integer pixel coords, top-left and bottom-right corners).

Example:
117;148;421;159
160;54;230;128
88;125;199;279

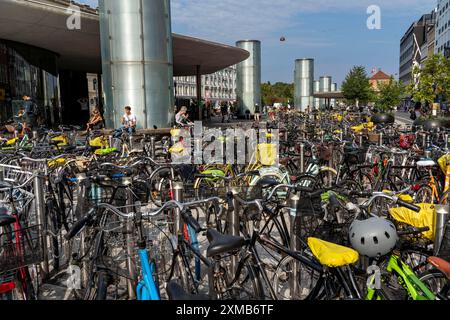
64;215;91;240
182;210;201;233
396;199;421;213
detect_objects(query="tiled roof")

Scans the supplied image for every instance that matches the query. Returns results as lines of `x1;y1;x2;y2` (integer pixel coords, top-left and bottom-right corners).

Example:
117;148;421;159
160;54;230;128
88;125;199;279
370;70;391;80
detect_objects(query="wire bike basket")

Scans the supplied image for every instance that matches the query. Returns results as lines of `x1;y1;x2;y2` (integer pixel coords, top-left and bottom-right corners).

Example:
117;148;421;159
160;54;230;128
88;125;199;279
0;224;44;273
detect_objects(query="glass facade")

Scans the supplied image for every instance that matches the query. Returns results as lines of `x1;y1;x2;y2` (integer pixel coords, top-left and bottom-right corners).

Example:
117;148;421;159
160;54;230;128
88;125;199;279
0;39;60;125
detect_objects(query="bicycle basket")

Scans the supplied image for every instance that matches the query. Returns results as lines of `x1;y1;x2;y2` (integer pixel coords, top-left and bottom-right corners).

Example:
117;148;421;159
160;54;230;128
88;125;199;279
0;225;43;273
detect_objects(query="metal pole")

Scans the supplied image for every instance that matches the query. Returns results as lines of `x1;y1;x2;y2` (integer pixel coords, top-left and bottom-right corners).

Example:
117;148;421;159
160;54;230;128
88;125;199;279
445;134;449;150
434;205;450;255
288;193;300;298
359;133;363;146
125;189;137;299
228;188;241;274
379;132;383;147
299;143;305;174
33;131;38;147
150;136;156;158
34;173;49;278
173;182;184;235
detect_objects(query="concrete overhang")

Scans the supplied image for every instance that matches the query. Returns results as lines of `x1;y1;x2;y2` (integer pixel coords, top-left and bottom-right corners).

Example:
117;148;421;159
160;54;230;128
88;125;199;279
0;0;249;76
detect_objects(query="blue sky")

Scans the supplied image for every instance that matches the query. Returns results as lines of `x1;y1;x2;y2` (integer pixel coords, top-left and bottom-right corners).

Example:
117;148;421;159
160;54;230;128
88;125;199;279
79;0;436;86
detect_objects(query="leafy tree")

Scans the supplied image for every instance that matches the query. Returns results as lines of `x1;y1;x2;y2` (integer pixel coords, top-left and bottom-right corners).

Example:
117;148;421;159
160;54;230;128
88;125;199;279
407;54;450;105
261;82;294;106
341;66;374;106
373;77;404;112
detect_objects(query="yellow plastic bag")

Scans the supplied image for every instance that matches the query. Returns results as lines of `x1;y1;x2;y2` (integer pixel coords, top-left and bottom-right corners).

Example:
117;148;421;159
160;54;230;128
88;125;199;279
47;158;66;168
257;143;278;166
90;136;109;149
51;135;68;146
389;203;435;241
6;138;18;146
438;154;450;175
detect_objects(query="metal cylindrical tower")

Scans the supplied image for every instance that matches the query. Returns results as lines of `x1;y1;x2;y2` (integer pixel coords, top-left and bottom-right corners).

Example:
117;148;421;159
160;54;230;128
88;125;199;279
236;40;261;115
319;76;332;109
294;59;314;112
99;0;174;129
330;83;338;108
313;80;320;109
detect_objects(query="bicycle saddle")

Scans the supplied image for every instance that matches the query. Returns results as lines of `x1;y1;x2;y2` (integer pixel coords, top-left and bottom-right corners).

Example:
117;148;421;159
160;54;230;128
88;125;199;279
166;281;210;300
257;177;279;189
206;229;245;257
0;214;15;227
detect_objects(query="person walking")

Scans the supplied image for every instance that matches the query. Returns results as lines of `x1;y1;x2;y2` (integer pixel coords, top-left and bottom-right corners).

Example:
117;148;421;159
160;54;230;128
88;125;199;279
221;102;229;123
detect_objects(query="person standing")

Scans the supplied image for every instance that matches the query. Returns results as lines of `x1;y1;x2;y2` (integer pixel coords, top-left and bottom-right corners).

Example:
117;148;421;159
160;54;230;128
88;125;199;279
221;102;228;123
22;95;37;130
254;103;261;122
114;106;137;138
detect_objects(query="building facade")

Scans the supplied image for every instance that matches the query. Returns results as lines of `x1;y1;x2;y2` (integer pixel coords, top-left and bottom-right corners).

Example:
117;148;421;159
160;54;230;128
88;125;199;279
399;12;435;85
436;1;450;56
174;65;237;103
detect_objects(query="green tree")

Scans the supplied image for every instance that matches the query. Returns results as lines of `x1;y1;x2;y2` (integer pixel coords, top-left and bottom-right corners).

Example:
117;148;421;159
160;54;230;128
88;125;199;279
341;66;374;106
261;82;294;106
374;77;404;112
407;54;450;105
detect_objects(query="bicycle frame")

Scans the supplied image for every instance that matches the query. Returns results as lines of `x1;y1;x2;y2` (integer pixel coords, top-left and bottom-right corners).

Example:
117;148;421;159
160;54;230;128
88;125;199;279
136;248;160;300
366;254;436;300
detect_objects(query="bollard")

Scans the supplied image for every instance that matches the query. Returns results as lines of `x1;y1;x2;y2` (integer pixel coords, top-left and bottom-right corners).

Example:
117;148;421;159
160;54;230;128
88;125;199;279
109;135;113;149
150;136;156;158
379;132;383;147
34;173;49;278
129;134;134;151
358;133;363;146
228;188;241;274
125;189;137;299
299;144;305;174
172;182;184;235
288;192;301;298
434;205;450;256
33;131;38;147
446;134;449;150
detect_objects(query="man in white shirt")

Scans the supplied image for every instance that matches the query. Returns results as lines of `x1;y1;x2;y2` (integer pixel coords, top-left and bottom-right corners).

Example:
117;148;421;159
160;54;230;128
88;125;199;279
114;106;137;138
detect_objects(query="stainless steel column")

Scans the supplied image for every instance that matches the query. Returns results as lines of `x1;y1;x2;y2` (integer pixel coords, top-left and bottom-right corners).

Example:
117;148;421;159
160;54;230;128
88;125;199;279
319;76;332;109
313;80;320;109
330;83;337;109
99;0;174;129
236;40;261;116
294;59;314;112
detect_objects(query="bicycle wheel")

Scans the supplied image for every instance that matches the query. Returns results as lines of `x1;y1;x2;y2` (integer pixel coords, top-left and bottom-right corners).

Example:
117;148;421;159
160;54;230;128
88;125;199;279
416;185;434;204
272;255;320;300
213;260;264;300
418;269;450;299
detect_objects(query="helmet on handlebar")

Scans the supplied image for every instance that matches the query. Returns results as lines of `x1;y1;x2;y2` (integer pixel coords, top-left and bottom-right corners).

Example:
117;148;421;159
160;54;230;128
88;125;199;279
349;217;398;258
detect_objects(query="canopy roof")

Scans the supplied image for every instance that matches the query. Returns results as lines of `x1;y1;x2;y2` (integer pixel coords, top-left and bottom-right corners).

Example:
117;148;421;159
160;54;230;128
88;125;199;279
0;0;249;76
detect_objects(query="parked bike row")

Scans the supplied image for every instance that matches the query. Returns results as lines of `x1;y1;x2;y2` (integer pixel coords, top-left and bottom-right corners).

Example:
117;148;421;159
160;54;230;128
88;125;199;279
0;109;449;300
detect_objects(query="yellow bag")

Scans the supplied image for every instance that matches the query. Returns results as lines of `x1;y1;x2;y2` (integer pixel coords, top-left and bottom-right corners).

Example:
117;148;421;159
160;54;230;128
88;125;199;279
257;143;278;166
95;148;117;156
51;135;68;146
90;136;109;149
6;138;18;146
47;158;66;168
438;154;450;175
389;203;435;241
